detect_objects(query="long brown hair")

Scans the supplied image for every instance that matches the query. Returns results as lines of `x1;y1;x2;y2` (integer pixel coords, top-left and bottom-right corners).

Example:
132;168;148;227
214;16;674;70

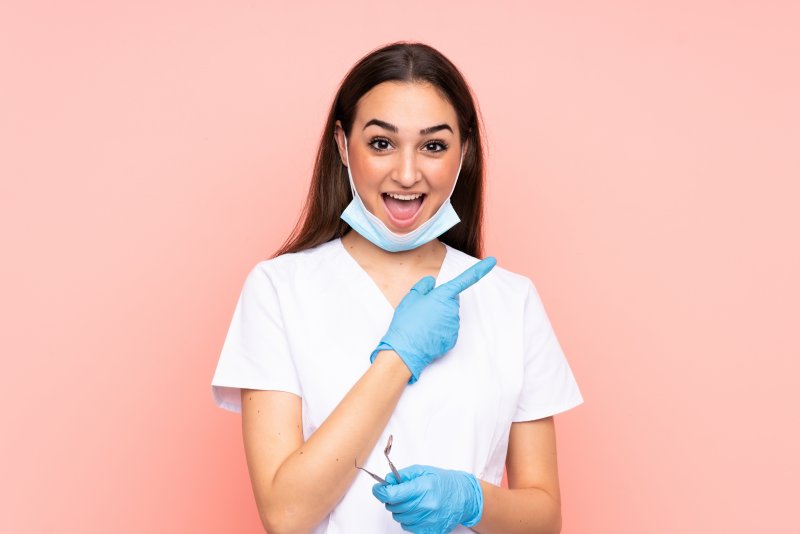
271;41;487;259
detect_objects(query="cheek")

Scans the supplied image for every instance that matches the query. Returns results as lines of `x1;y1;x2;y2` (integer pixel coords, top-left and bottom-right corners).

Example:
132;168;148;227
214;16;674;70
353;155;389;183
426;162;458;191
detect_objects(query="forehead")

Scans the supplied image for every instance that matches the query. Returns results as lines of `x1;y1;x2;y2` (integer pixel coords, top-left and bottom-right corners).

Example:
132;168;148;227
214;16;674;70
354;81;458;131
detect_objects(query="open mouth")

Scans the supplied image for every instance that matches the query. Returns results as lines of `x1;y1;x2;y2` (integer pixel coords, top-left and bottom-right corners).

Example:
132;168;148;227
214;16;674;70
381;193;427;228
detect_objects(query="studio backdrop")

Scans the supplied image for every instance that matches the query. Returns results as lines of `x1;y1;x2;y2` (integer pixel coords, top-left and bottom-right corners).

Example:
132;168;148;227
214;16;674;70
1;1;798;532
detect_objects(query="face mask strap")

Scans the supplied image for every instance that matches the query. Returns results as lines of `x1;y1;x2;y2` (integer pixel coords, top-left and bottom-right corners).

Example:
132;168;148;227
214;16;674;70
447;144;466;198
342;133;357;199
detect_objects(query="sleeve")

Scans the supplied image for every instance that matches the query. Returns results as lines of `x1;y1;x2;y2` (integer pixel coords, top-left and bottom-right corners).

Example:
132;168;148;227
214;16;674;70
512;279;584;422
210;262;302;413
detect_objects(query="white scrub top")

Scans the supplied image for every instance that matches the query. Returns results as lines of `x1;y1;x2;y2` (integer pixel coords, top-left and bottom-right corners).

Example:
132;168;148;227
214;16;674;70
211;237;583;534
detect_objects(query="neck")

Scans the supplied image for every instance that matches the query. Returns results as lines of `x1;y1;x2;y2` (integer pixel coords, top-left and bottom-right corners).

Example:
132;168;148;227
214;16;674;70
341;229;445;269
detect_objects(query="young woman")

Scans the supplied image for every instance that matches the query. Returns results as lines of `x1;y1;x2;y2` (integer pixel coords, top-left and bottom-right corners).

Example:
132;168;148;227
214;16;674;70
211;42;583;534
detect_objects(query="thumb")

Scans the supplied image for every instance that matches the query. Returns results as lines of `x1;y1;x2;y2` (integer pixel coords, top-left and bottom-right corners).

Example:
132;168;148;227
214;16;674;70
409;275;436;295
394;463;432;482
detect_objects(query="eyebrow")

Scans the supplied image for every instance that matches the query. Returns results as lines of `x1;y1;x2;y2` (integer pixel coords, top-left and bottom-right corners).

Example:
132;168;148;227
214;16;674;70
363;118;453;135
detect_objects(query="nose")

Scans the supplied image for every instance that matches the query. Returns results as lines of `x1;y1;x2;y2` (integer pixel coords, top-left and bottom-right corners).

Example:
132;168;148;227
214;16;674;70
394;148;421;187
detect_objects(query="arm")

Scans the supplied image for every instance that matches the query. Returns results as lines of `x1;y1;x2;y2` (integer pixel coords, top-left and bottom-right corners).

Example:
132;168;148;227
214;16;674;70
241;350;410;534
472;416;563;534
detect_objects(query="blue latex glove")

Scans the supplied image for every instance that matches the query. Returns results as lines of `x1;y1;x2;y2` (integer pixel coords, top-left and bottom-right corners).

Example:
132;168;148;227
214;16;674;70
370;257;497;384
372;464;484;533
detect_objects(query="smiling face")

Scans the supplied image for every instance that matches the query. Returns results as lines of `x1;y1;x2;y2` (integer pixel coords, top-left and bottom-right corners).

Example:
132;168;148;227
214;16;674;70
335;81;467;234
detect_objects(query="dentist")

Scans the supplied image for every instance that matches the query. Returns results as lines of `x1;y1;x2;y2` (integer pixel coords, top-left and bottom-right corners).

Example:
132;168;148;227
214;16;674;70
211;41;583;534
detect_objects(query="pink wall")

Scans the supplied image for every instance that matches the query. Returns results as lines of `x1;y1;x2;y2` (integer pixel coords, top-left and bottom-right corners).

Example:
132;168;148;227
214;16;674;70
2;1;798;532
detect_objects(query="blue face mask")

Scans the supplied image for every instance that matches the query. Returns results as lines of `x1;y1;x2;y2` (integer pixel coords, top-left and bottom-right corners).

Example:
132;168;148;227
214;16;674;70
340;133;465;252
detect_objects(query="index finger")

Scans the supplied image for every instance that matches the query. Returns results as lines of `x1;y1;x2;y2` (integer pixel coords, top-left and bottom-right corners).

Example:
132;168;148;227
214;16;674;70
434;256;497;299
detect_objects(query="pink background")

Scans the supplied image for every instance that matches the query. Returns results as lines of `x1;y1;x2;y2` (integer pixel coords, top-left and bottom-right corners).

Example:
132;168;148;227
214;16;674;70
2;2;798;532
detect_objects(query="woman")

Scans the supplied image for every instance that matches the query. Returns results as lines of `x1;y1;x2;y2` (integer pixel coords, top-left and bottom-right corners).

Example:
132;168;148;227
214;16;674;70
211;42;583;534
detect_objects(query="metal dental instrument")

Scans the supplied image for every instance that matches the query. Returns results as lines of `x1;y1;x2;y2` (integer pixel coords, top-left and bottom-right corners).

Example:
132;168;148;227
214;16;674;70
354;459;387;484
384;434;401;482
354;434;400;485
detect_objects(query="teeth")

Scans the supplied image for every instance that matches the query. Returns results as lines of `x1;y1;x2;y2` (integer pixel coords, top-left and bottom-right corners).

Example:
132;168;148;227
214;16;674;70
385;193;424;201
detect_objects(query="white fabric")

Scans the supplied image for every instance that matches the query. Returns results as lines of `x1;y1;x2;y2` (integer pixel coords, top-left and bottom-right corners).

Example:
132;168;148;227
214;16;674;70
211;237;583;533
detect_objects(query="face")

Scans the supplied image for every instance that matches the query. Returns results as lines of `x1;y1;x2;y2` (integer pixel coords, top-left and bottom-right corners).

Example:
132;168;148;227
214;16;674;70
335;81;467;234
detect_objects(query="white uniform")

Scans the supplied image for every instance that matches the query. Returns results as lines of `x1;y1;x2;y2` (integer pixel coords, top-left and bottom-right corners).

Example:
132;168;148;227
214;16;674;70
211;237;583;533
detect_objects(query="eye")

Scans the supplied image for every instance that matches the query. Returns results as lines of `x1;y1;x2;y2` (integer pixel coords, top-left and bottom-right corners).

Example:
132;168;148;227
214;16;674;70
368;137;393;152
422;139;449;153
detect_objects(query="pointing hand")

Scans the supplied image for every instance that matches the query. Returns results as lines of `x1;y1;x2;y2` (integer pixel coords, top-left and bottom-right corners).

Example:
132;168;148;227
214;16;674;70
370;256;497;384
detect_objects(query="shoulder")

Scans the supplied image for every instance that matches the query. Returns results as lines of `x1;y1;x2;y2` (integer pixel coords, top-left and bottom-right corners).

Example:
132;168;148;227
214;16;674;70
443;245;535;301
245;238;343;289
444;246;536;317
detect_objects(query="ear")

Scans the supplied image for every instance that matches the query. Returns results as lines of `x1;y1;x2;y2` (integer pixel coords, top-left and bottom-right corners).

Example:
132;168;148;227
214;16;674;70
333;120;349;167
